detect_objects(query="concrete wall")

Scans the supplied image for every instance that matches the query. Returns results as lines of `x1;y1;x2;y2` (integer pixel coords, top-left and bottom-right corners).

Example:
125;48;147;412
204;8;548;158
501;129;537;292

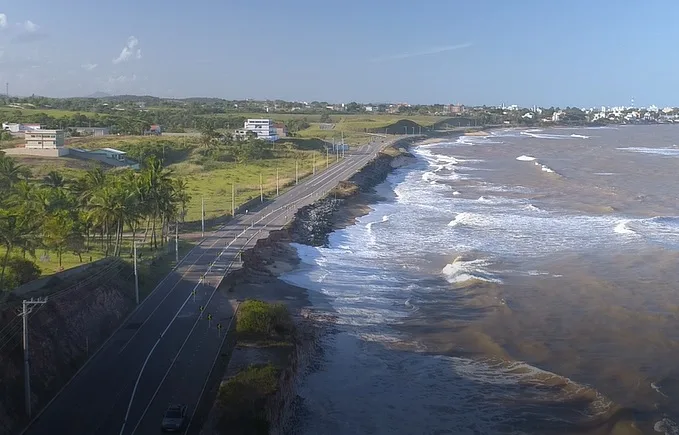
2;147;70;157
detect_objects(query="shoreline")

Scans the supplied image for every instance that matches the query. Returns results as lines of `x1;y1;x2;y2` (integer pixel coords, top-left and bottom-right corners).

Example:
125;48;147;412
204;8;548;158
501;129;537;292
198;138;421;434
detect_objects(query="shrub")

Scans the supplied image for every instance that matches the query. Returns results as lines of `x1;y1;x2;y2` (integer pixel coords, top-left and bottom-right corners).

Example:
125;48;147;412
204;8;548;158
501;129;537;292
3;257;41;290
217;364;279;434
236;300;292;338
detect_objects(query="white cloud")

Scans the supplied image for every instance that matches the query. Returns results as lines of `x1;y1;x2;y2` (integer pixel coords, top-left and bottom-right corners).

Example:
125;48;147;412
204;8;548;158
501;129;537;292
81;63;98;71
0;14;7;29
371;42;473;62
23;20;38;33
113;36;142;64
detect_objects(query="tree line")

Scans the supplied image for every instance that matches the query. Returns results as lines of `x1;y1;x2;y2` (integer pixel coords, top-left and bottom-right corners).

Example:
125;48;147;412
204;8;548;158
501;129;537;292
0;153;190;292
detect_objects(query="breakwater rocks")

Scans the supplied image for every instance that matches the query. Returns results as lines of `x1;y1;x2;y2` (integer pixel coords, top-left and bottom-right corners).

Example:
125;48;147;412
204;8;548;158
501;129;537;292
227;143;418;434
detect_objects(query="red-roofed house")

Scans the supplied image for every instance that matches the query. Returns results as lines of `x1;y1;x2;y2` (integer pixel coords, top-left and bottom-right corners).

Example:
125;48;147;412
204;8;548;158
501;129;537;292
273;122;287;138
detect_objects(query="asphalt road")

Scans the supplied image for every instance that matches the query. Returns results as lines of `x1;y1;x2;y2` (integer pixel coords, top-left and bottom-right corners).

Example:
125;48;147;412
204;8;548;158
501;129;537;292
22;137;395;435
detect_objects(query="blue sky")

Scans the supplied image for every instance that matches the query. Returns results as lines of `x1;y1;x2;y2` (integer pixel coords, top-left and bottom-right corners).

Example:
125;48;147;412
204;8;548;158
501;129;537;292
1;0;679;107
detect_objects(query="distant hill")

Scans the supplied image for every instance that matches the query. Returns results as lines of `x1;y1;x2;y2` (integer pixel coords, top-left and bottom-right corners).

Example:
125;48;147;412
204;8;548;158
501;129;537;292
85;92;113;98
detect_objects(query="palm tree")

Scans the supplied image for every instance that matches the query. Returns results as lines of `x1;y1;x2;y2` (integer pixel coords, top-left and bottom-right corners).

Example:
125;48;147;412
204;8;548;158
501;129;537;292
43;170;66;188
88;186;119;256
0;154;31;191
0;208;41;290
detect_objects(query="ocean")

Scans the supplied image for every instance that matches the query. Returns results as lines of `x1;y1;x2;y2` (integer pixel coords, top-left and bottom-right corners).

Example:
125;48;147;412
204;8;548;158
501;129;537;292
281;125;679;435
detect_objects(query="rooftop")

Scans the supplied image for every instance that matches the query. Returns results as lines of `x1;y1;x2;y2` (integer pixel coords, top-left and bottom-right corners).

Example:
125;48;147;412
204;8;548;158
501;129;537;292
95;147;126;155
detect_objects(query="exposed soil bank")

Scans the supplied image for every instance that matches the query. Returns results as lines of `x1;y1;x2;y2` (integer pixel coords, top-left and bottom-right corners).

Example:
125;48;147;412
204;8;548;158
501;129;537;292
0;259;137;435
200;139;419;434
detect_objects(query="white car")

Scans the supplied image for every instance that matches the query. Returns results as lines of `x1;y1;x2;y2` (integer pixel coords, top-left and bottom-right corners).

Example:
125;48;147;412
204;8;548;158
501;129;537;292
161;404;187;432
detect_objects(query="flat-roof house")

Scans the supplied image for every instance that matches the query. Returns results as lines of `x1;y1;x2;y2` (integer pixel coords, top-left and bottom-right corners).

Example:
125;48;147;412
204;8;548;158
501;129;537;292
2;122;42;133
74;127;110;137
273;122;287;138
144;124;162;135
91;147;127;161
21;129;69;156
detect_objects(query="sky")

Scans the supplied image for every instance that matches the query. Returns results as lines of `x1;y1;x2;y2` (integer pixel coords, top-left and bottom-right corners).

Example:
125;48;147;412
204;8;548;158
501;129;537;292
1;0;679;107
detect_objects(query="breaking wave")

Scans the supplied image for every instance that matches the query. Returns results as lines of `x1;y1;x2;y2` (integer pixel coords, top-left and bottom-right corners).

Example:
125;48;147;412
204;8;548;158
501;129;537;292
516;155;536;161
617;147;679;157
442;256;502;285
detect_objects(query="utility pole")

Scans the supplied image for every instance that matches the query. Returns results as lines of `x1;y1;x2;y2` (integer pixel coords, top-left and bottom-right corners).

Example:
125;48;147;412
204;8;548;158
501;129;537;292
326;147;329;168
20;297;47;418
259;173;263;202
276;168;279;196
201;197;205;237
312;153;316;175
295;160;299;185
175;220;179;264
231;184;235;217
133;241;139;305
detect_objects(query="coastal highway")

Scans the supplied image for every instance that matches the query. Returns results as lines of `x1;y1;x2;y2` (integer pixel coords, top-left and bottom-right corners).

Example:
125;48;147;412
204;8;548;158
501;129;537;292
22;136;397;435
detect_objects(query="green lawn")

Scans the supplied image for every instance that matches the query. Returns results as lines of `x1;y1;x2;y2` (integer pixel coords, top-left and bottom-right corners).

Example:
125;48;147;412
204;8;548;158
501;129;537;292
173;148;332;222
1;235;183;278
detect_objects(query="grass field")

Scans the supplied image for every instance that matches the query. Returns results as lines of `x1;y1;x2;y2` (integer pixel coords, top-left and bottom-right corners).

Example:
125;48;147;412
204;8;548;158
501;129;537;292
0;106;98;118
173;148;330;222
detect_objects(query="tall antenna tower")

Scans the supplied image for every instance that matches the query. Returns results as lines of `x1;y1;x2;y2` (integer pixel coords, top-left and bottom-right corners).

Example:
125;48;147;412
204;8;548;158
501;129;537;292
5;82;8;97
631;96;635;108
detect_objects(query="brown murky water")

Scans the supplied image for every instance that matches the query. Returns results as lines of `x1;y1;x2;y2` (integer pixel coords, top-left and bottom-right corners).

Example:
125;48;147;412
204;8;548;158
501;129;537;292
284;125;679;435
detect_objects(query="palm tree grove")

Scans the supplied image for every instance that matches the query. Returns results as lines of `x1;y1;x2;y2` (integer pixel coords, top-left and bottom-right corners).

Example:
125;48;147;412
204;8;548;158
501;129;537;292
0;151;190;292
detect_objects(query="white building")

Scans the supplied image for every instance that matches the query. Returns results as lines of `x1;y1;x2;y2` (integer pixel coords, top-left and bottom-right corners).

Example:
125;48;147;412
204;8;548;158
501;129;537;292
2;122;42;133
1;129;71;157
26;130;65;149
243;119;279;141
90;147;127;161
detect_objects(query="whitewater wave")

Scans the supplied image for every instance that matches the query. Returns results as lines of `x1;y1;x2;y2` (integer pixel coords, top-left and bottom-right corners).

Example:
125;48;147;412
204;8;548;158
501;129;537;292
516;155;536;161
366;215;390;231
570;134;590;139
452;191;462;196
524;204;545;212
448;212;489;228
617;147;679;157
442;256;502;285
520;131;574;140
614;220;637;235
655;418;679;435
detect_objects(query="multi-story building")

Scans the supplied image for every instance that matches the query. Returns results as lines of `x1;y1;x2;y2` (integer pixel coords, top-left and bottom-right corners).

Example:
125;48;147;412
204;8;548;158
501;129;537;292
21;129;69;156
26;129;65;149
242;119;279;141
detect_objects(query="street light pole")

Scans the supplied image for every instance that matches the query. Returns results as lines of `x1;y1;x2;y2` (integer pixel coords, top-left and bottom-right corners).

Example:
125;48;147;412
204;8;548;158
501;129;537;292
295;160;299;185
21;297;47;418
231;184;236;217
133;241;139;305
326;147;329;168
276;168;279;196
313;153;316;175
201;196;205;237
260;173;263;202
175;221;179;264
